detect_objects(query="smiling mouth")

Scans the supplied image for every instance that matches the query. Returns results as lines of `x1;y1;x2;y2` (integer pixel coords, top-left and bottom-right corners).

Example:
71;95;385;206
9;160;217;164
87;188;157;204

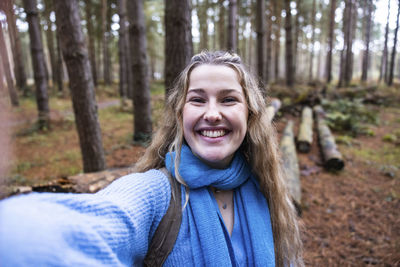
200;130;227;138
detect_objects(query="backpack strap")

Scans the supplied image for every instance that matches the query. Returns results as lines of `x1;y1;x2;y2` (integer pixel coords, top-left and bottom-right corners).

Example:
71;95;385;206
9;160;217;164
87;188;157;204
143;167;182;267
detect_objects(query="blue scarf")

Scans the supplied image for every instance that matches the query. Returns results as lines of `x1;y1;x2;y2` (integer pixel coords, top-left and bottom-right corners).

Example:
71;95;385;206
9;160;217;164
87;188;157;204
165;145;275;266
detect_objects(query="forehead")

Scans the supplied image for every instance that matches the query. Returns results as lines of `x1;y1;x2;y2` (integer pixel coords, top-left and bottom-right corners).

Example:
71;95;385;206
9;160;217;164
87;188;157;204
188;64;242;91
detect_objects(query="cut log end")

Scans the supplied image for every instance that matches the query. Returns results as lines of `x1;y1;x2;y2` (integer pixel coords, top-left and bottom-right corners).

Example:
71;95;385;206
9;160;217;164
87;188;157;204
324;158;345;171
297;141;311;153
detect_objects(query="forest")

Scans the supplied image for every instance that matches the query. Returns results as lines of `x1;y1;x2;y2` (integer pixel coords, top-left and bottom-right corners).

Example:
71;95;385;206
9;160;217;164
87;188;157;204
0;0;399;265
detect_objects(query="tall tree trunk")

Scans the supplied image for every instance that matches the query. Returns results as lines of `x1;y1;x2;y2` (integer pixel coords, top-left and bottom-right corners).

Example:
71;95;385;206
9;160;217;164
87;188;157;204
211;8;217;50
361;0;372;82
85;0;98;86
102;0;111;85
284;0;294;87
293;0;301;80
227;0;237;52
273;0;281;81
326;0;336;83
127;0;153;142
344;0;355;86
118;0;132;99
0;22;19;106
118;0;127;98
3;0;27;94
380;0;390;83
256;0;265;84
165;0;193;95
55;29;64;93
198;0;209;51
23;0;50;129
43;0;57;88
218;0;226;50
308;0;316;82
265;1;272;84
388;0;400;86
54;0;106;172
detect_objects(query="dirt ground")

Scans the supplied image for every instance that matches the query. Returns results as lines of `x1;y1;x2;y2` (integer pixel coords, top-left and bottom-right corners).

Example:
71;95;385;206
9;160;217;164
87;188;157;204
5;99;400;266
274;107;400;266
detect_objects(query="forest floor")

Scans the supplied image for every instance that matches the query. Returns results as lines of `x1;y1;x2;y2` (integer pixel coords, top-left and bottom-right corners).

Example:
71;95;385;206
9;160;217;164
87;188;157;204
2;82;400;266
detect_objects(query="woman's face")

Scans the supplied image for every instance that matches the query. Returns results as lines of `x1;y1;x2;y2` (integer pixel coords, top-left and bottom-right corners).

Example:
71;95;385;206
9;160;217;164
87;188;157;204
183;64;248;169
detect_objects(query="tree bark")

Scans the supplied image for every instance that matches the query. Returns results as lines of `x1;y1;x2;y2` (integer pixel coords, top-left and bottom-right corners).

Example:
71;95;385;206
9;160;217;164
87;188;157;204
379;0;390;83
43;0;57;88
344;0;356;85
3;0;28;94
102;0;111;85
54;0;106;172
293;0;301;80
227;0;237;52
387;0;400;86
280;120;301;212
85;0;98;86
164;0;193;95
0;22;19;106
23;0;50;129
297;106;313;153
218;0;226;50
266;98;281;122
284;0;294;87
127;0;153;142
198;0;209;51
265;0;272;84
256;0;265;84
326;0;336;83
361;0;372;82
273;0;281;80
118;0;129;98
55;30;64;93
308;0;316;82
314;105;344;171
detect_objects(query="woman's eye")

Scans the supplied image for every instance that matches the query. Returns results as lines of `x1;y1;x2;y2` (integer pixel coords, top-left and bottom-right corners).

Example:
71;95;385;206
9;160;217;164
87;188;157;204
189;97;205;103
222;97;237;103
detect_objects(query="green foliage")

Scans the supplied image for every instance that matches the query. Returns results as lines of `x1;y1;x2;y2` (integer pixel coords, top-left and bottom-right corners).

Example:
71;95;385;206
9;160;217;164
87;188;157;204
321;99;379;137
382;134;397;143
335;135;353;146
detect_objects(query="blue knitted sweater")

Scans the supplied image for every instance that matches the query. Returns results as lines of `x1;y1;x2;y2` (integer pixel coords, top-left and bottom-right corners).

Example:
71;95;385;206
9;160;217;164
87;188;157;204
0;169;174;266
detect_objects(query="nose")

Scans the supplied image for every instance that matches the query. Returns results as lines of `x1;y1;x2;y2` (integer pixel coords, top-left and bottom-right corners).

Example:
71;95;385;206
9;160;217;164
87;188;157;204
203;102;222;122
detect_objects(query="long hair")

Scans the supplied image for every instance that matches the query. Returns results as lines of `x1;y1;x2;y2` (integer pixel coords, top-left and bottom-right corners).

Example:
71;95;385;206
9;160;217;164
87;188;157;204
134;51;303;266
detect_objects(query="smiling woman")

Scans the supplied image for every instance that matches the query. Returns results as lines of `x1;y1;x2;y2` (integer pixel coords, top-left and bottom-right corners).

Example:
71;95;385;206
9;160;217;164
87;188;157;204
0;51;303;267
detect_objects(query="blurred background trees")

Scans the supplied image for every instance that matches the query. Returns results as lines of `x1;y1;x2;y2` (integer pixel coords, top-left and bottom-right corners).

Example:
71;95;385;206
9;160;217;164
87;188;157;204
0;0;398;171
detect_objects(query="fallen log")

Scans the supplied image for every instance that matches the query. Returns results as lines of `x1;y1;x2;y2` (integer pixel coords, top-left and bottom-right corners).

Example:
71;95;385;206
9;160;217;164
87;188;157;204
297;106;313;153
266;98;281;121
69;166;133;193
280;120;302;214
314;105;345;171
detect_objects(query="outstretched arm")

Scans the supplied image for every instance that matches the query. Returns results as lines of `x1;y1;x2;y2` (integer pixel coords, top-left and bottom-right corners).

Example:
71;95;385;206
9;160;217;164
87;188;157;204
0;169;170;266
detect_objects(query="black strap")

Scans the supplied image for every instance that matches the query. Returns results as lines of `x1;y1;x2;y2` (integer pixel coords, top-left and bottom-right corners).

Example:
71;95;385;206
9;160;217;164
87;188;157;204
143;168;182;267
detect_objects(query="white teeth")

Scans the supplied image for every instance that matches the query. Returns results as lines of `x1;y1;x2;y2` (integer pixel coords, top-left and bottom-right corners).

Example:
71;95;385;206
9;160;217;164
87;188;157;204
201;130;226;138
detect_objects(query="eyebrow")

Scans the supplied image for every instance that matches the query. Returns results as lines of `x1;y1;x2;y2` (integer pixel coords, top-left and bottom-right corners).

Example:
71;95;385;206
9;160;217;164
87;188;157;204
187;88;243;95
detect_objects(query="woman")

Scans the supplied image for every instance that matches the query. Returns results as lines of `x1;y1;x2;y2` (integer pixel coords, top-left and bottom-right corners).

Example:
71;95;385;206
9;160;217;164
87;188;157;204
0;51;303;266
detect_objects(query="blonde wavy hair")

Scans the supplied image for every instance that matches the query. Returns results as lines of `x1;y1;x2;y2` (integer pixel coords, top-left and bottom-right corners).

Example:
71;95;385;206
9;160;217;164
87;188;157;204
134;51;303;266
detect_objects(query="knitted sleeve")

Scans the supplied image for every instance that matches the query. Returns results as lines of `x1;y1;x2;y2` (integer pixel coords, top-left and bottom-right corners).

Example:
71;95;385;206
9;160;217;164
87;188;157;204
0;169;171;267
